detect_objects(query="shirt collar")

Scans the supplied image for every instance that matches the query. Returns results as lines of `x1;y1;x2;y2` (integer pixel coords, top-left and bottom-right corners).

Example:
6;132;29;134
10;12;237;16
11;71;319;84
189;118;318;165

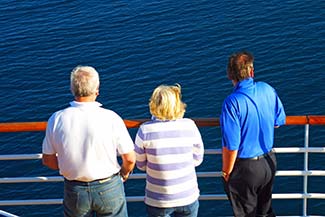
234;77;254;92
151;115;175;122
70;101;102;107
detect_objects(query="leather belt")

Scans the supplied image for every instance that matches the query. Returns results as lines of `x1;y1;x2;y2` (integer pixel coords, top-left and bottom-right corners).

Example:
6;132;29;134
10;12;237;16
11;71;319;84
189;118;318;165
65;173;118;184
236;151;273;161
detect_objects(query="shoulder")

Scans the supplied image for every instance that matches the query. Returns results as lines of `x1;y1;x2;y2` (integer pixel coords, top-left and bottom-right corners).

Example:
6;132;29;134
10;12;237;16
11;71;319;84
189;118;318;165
46;108;68;129
139;120;162;132
256;81;275;91
103;108;120;117
223;92;243;107
47;107;68;121
97;107;123;119
180;118;196;125
256;81;279;99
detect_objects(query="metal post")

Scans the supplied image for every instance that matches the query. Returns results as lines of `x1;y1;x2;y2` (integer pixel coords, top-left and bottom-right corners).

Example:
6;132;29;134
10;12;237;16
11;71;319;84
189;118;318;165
303;123;309;216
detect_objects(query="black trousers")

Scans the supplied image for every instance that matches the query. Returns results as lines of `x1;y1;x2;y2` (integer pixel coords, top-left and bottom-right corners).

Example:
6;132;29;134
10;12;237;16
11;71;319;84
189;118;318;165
223;152;277;217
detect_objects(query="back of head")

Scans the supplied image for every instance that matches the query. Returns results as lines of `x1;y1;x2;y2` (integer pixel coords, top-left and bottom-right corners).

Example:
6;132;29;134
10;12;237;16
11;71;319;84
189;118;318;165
227;51;254;82
70;66;100;97
149;84;186;121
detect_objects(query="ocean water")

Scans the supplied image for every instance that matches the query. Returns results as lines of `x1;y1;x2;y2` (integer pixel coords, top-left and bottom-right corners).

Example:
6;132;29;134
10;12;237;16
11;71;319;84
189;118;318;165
0;0;324;216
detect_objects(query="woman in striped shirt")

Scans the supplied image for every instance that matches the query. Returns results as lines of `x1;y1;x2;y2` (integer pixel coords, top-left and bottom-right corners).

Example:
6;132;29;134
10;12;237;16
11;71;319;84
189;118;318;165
134;84;205;217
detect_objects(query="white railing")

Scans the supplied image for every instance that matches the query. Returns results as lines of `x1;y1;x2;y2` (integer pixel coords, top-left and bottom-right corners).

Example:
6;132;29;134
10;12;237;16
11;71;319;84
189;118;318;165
0;116;325;217
0;210;19;217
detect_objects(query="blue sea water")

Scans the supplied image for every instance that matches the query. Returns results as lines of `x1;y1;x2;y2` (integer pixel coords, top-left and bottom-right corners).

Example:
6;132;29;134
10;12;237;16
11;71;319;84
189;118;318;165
0;0;324;216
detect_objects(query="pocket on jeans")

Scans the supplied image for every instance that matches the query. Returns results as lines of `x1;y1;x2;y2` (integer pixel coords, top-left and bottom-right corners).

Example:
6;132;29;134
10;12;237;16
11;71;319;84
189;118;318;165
64;187;81;211
98;182;126;213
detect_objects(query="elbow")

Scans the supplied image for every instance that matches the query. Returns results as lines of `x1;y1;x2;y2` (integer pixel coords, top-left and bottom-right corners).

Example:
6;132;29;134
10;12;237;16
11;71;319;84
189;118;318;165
42;154;59;170
128;151;136;164
194;159;203;167
123;151;136;166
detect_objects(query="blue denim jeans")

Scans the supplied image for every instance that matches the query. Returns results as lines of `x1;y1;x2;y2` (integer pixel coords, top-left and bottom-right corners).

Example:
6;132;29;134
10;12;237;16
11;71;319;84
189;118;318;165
146;200;199;217
63;174;128;217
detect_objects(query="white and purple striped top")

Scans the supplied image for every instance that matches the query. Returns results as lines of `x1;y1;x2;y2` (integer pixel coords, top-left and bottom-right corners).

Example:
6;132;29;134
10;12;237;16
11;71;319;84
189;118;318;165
134;117;204;208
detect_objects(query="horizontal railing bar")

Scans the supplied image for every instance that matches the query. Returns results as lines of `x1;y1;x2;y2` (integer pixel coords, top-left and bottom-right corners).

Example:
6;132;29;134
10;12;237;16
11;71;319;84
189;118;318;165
0;154;43;160
0;121;48;133
274;147;325;153
2;170;325;184
199;194;228;200
276;170;325;176
0;150;221;160
2;193;325;206
0;176;64;183
2;147;325;161
0;199;63;206
273;193;325;199
1;116;325;132
204;149;222;154
0;151;218;161
0;172;219;184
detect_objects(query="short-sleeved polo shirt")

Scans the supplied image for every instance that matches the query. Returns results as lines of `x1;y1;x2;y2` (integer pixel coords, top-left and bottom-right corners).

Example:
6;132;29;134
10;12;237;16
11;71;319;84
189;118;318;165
42;101;134;181
220;78;286;158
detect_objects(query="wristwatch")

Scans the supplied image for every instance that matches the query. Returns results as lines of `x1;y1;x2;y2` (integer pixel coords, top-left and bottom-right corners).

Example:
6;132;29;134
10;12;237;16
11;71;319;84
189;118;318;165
222;171;229;178
119;172;129;181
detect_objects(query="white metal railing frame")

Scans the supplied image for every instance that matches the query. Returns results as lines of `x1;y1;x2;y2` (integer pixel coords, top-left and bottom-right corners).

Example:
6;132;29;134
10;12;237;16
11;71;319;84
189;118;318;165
0;120;325;217
1;148;325;210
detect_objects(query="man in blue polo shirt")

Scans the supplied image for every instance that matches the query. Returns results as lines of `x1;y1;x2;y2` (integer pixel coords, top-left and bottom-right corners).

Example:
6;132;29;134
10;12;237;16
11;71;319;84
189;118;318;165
220;51;286;217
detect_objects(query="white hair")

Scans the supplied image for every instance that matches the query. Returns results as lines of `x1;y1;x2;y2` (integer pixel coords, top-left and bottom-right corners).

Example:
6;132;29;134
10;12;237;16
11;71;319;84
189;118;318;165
70;66;100;97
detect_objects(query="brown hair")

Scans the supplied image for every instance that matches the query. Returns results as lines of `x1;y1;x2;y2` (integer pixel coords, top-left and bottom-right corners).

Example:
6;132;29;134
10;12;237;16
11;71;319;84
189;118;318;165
227;51;254;81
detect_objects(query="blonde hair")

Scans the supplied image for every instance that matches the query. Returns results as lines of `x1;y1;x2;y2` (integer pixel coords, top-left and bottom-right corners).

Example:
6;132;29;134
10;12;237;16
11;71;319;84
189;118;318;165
149;84;186;121
70;66;100;97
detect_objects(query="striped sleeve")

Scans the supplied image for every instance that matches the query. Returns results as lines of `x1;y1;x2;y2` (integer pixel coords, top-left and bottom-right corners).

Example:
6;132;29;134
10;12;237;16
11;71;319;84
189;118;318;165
191;120;204;166
135;127;147;171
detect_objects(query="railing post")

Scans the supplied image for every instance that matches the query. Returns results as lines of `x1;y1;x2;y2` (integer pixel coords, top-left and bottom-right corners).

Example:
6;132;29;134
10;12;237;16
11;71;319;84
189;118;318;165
303;123;309;216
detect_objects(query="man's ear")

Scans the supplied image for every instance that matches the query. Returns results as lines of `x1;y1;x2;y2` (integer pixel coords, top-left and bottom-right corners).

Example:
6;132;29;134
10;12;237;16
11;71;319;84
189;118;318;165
249;66;254;78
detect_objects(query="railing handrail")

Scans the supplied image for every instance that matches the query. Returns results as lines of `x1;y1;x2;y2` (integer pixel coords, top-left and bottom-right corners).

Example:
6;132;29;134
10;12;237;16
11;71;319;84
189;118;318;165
1;115;325;132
